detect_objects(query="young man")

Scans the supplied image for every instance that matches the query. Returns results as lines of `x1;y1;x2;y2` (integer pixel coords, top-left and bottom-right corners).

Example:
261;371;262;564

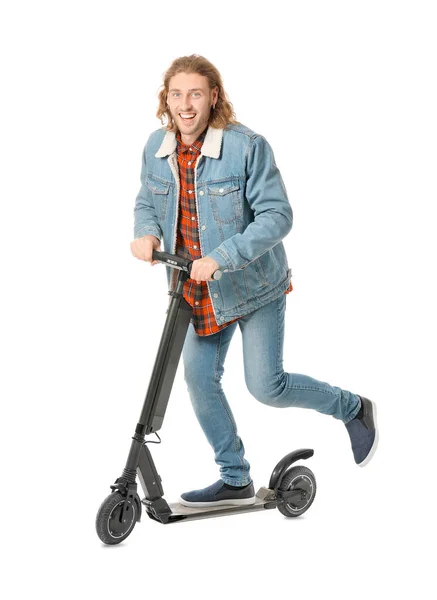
131;55;378;508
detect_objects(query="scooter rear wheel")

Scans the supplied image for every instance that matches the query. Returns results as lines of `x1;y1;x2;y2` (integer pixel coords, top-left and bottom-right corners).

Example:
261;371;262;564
277;465;316;517
96;492;137;545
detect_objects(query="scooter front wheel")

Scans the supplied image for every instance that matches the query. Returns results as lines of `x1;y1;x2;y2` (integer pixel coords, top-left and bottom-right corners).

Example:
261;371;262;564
276;465;317;518
96;492;137;545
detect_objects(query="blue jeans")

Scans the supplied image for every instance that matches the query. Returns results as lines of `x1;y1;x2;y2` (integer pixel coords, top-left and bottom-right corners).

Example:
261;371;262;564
181;294;361;486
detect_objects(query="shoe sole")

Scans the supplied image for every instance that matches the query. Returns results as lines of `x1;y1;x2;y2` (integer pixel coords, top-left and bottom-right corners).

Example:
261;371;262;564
358;399;379;467
178;495;256;508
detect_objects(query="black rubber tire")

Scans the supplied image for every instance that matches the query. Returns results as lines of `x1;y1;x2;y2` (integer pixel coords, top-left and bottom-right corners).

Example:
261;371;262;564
277;465;317;518
96;491;137;545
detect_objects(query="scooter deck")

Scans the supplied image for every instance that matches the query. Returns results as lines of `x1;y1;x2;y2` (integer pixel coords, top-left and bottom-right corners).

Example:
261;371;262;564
166;487;277;519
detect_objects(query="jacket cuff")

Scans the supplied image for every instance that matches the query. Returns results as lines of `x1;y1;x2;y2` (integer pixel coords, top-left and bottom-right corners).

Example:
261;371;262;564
134;226;162;240
206;248;233;272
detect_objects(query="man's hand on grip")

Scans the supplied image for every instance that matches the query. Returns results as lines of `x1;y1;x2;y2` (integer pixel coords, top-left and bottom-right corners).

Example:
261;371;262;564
130;235;161;265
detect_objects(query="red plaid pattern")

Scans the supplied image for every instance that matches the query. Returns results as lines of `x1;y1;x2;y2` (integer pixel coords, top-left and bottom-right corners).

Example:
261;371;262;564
176;129;292;336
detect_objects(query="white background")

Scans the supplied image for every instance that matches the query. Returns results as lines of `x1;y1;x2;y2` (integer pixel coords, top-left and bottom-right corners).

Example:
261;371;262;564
1;0;436;598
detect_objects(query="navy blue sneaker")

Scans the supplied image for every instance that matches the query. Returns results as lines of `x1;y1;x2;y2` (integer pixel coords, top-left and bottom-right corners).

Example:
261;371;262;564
179;480;256;508
345;396;379;466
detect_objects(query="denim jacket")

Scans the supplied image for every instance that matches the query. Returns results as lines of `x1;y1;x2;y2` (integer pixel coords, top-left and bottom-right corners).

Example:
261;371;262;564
133;122;293;325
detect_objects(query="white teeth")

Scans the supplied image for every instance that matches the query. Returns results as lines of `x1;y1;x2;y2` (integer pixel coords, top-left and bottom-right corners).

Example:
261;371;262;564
180;113;195;119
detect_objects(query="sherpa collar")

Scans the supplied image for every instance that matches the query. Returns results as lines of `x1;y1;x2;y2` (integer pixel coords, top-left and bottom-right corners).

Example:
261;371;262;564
155;126;223;159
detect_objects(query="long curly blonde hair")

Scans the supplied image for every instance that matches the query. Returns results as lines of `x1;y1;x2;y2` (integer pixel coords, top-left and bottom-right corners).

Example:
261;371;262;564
156;54;239;131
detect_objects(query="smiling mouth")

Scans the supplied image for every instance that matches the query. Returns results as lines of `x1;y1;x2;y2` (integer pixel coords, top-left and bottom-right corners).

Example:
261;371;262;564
179;113;196;121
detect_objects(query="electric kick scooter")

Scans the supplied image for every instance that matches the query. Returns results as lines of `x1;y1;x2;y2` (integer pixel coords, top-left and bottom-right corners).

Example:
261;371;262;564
96;250;317;545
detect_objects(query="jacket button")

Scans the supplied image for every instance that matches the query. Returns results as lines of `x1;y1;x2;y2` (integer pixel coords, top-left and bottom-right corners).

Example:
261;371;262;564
213;293;218;298
199;190;204;196
201;225;206;230
219;188;224;193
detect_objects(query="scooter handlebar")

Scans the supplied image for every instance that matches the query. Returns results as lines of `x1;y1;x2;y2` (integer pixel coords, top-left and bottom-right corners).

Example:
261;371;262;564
151;250;223;281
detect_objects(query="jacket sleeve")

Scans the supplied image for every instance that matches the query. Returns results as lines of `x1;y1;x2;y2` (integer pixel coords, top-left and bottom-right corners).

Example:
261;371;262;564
206;135;293;271
133;139;163;240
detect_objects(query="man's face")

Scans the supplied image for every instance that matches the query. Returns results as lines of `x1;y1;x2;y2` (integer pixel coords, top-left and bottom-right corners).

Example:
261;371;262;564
167;72;218;142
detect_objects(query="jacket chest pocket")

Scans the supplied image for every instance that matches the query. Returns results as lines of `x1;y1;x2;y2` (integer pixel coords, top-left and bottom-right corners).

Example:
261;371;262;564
146;175;170;221
207;180;242;225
